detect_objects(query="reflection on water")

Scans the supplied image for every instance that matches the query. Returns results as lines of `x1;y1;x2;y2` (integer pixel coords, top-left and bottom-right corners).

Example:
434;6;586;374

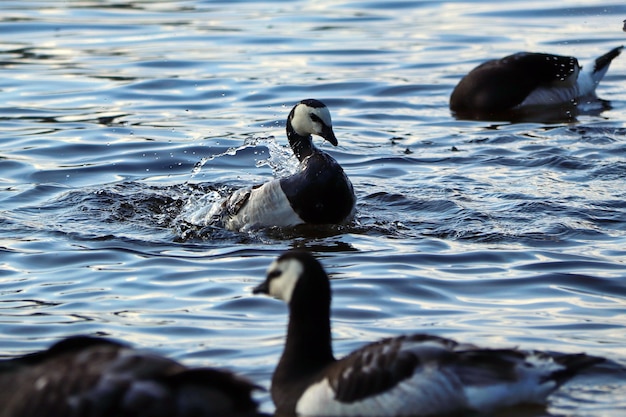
1;0;626;415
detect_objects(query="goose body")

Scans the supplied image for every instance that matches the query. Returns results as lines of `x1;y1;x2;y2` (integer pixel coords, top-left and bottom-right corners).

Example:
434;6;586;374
253;251;604;417
450;46;623;118
221;99;355;231
0;336;262;417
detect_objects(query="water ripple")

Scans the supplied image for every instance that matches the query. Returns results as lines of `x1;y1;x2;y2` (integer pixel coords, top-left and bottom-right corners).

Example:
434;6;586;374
2;1;626;415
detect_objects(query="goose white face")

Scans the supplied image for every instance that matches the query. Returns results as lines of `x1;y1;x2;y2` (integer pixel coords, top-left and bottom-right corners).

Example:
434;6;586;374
290;103;333;137
265;257;303;304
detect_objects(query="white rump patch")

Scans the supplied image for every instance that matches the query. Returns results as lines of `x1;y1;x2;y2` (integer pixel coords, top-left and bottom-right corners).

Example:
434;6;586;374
464;352;562;411
519;57;609;108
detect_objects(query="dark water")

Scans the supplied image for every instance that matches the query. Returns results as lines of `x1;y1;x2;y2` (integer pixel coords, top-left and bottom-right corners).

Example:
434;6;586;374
1;1;626;415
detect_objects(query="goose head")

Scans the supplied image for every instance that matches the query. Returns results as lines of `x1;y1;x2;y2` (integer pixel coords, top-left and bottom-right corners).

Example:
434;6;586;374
252;250;330;307
287;99;337;146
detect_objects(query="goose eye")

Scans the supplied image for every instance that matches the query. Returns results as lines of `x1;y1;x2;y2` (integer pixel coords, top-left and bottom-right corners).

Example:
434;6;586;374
267;269;282;280
310;114;322;123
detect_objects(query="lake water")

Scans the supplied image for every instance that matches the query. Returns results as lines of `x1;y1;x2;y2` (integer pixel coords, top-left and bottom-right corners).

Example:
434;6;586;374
1;0;626;415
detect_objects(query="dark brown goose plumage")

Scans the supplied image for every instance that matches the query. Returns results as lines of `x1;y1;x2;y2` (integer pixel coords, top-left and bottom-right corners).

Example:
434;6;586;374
0;335;263;417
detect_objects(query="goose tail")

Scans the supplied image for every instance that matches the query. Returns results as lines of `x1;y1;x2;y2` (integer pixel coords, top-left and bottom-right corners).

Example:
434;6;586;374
545;353;605;388
577;46;622;96
594;46;623;73
590;46;623;82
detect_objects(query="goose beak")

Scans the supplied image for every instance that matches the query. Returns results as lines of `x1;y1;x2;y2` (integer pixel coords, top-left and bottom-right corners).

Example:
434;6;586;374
320;124;338;146
252;281;269;295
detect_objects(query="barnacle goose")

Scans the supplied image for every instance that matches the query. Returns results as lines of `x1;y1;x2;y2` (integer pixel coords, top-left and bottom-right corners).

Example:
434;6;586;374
253;250;604;417
221;99;355;231
0;335;263;417
450;46;623;119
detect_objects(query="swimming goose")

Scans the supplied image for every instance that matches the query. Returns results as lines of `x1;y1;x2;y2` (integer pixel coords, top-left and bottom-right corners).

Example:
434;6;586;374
0;335;262;417
221;99;355;231
253;251;604;417
450;46;623;118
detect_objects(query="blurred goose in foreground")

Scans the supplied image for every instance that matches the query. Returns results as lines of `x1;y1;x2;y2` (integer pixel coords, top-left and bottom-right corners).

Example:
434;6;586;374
450;46;623;119
253;250;604;417
0;335;262;417
221;99;355;231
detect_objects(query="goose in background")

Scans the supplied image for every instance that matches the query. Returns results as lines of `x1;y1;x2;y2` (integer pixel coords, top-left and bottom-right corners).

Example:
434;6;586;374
221;99;355;231
450;46;623;120
253;250;604;417
0;335;263;417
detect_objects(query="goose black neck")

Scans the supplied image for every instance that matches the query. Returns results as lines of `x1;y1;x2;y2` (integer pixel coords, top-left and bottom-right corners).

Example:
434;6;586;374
286;121;316;162
277;290;335;379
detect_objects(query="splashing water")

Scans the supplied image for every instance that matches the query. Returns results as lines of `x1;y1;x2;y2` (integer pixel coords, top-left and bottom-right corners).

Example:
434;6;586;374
250;135;299;178
176;136;297;230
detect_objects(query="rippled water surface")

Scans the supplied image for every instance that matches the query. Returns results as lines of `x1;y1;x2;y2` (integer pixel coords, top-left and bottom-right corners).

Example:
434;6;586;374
2;1;626;415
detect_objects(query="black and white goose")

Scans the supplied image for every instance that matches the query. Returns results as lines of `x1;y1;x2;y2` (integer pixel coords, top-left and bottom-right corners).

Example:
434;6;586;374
450;46;623;118
221;99;355;231
0;335;262;417
253;251;604;417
